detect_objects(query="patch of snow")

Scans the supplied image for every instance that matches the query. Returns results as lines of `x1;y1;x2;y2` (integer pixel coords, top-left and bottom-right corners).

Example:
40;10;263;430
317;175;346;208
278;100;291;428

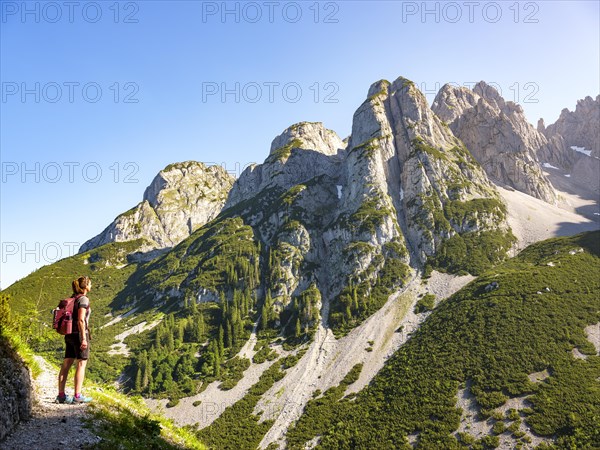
564;174;571;178
399;188;404;201
336;185;343;199
571;146;592;157
542;162;559;170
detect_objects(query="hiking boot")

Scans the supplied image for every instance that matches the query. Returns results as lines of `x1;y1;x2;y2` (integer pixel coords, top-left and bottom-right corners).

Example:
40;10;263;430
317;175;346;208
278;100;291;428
55;395;73;404
73;394;93;404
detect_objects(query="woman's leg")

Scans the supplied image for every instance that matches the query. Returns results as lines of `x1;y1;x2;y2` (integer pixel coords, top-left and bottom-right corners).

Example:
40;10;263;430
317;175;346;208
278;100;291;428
58;358;75;393
74;359;87;395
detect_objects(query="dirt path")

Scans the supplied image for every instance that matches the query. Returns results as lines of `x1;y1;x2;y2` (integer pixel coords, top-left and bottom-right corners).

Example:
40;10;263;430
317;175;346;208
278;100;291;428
1;356;100;450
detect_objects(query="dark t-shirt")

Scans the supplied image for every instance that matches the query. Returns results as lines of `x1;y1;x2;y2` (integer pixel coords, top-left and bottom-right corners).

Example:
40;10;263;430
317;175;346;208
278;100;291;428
71;295;91;334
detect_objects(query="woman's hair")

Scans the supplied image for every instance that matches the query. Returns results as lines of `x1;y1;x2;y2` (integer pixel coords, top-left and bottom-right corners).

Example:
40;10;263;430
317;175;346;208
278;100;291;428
72;276;91;296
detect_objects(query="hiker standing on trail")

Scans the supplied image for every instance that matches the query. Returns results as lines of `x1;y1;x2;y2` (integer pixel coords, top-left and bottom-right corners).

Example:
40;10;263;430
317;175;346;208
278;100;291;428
56;276;93;404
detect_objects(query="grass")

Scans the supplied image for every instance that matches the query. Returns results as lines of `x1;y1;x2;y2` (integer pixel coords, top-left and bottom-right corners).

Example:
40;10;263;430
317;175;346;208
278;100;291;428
86;386;206;449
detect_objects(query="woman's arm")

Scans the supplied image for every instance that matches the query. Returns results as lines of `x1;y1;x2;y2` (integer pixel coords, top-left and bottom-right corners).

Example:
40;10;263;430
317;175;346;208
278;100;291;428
78;306;88;349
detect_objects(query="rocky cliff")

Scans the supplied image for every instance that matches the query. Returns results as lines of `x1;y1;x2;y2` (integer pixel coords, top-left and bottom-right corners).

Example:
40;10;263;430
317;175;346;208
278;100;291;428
79;162;234;254
543;95;600;159
432;82;557;203
538;95;600;192
0;335;32;441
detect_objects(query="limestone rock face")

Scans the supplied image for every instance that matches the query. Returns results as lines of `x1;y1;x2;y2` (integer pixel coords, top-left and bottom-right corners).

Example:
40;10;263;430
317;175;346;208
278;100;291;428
432;82;557;203
269;121;345;156
543;95;600;158
79;162;234;253
218;77;511;316
225;122;345;210
348;78;506;263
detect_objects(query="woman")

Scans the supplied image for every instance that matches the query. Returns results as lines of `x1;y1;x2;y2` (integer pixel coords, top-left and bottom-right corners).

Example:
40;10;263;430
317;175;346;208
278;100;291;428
56;276;93;404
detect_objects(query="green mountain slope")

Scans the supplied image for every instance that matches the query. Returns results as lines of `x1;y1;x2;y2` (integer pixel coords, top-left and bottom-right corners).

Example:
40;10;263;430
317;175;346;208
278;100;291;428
285;231;600;450
2;239;151;381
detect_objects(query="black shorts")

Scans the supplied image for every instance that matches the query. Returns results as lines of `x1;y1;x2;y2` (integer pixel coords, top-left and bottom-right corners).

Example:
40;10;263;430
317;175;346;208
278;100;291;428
64;331;90;360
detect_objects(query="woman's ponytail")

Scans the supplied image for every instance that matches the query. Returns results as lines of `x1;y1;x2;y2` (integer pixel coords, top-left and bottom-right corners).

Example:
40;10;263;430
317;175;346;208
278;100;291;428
72;276;90;295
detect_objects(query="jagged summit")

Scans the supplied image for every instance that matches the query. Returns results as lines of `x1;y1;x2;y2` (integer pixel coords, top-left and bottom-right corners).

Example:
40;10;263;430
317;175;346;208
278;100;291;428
432;81;557;203
269;121;345;156
542;94;600;158
79;161;234;254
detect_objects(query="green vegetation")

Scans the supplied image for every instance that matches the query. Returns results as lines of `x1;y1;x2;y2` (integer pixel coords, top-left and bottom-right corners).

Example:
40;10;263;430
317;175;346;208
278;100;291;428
0;294;41;378
310;232;600;449
133;217;260;298
414;293;436;313
431;229;516;276
2;240;147;382
330;251;410;335
86;386;206;449
444;198;507;227
349;136;383;160
195;361;287;449
266;138;303;163
411;136;447;159
286;364;363;449
253;341;278;364
350;194;394;235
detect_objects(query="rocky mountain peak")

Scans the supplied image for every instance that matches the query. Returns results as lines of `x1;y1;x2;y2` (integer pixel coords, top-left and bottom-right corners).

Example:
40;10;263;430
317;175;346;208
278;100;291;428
79;161;234;254
543;94;599;158
432;81;557;203
269;122;345;157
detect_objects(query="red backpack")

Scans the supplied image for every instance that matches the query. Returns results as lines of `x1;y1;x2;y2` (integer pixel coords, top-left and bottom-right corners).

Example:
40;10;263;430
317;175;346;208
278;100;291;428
52;294;83;335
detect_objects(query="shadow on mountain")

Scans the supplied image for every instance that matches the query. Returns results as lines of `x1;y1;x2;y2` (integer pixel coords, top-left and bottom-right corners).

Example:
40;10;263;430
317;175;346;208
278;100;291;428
545;167;600;221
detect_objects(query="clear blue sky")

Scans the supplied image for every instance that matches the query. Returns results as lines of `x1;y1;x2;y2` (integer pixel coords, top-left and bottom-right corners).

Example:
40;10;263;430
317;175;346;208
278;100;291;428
1;1;599;289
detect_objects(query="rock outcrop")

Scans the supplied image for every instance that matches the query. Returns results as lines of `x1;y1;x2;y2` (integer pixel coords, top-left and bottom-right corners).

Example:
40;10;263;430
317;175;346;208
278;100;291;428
225;122;345;211
0;335;32;441
79;162;234;254
213;77;513;326
432;82;557;203
543;95;600;159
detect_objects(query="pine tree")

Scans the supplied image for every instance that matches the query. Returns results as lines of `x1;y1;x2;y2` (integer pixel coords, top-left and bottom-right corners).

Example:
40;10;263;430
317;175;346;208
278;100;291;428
177;320;185;342
146;359;153;393
217;325;225;358
155;327;162;348
142;357;150;389
224;318;232;348
294;317;302;338
135;367;142;391
166;331;174;351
